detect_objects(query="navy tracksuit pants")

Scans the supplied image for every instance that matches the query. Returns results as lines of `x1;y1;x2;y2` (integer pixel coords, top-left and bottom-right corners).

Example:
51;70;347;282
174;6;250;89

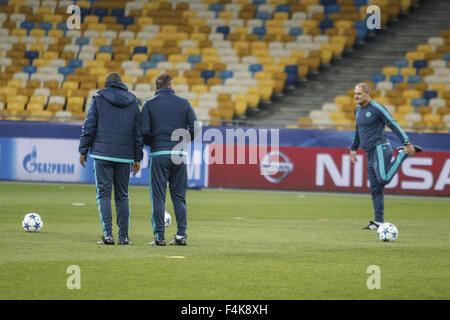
149;154;188;241
93;159;131;241
366;143;408;223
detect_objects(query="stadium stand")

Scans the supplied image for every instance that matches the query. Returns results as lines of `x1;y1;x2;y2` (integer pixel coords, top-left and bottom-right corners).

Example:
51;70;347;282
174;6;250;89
0;0;447;133
299;26;450;132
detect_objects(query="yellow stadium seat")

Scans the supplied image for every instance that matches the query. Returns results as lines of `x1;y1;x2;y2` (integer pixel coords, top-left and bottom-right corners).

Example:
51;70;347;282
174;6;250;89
27;110;53;121
7;80;23;88
403;89;421;100
234;100;247;116
29;96;47;105
7;102;26;112
30;29;46;38
191;85;208;95
382;66;399;77
400;67;417;77
398;105;414;114
405;51;426;60
26;102;45;112
132;53;148;62
97;53;112;62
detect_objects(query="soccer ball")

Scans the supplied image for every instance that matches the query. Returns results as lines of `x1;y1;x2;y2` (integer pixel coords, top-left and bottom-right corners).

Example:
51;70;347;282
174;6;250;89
22;213;43;232
164;211;172;227
377;222;398;242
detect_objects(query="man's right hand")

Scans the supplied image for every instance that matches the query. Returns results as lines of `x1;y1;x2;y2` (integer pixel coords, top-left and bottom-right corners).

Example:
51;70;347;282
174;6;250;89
132;162;141;176
350;150;357;164
80;154;87;167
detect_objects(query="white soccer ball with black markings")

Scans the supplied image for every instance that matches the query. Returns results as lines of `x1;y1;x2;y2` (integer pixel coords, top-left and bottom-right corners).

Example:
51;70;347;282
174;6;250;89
22;213;43;232
377;222;398;242
164;211;172;227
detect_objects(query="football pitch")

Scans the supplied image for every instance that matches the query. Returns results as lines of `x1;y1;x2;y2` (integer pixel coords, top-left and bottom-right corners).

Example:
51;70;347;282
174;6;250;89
0;182;449;300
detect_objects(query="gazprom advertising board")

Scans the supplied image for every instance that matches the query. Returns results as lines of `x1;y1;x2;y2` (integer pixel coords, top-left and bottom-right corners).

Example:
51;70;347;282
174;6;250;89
0;121;208;188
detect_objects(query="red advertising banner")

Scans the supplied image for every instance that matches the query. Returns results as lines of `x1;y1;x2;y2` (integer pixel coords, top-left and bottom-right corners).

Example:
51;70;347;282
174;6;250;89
208;145;450;196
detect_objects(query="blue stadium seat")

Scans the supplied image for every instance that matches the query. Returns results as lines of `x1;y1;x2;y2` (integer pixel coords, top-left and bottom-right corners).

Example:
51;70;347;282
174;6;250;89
24;51;39;64
325;5;341;20
412;59;427;70
319;20;333;32
209;3;223;18
252;0;266;4
407;74;422;84
111;8;125;18
117;16;134;30
20;21;34;35
354;21;367;42
216;26;230;38
149;54;166;63
98;45;113;54
371;74;386;83
411;98;427;108
56;22;69;33
289;27;303;38
321;0;337;4
394;59;409;69
389;74;404;84
275;4;290;12
140;61;158;71
249;64;263;76
255;11;271;20
23;65;37;80
58;67;76;81
38;22;53;35
219;70;233;83
200;70;215;84
187;55;202;65
423;90;438;102
252;26;266;40
442;52;450;62
132;46;147;55
92;8;108;22
79;8;90;22
75;37;90;46
68;59;83;68
284;65;299;86
353;0;368;6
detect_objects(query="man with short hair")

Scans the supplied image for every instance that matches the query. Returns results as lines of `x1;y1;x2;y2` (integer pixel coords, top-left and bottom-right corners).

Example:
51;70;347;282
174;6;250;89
141;73;197;246
79;72;143;245
350;83;422;230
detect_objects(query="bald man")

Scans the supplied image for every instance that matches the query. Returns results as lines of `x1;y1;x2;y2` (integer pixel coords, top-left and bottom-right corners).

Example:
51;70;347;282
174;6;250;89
350;83;422;230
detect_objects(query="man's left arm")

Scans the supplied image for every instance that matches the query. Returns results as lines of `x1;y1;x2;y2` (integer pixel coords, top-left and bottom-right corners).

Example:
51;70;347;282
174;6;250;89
378;107;410;145
78;99;98;165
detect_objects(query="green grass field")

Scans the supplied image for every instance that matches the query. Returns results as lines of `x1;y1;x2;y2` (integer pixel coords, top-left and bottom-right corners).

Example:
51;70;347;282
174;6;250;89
0;182;449;300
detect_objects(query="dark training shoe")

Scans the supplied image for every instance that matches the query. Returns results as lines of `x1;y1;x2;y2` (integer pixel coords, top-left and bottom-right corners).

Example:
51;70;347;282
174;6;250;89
169;236;187;246
97;236;115;245
118;237;133;245
148;239;166;246
397;144;422;153
362;221;380;230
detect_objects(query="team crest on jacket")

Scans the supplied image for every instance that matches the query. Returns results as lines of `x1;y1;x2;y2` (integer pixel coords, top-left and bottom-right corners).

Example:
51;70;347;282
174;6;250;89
366;111;372;118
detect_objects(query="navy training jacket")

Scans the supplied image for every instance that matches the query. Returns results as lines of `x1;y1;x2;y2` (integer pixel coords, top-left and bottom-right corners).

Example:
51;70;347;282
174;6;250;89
141;87;197;154
79;80;143;163
350;100;410;152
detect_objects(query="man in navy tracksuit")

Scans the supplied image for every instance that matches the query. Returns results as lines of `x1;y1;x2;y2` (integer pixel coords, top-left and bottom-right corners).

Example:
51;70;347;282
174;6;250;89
79;73;143;245
350;83;422;230
141;73;197;246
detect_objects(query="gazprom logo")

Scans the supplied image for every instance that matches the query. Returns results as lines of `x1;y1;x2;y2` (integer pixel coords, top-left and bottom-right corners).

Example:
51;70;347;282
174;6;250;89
23;146;75;175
